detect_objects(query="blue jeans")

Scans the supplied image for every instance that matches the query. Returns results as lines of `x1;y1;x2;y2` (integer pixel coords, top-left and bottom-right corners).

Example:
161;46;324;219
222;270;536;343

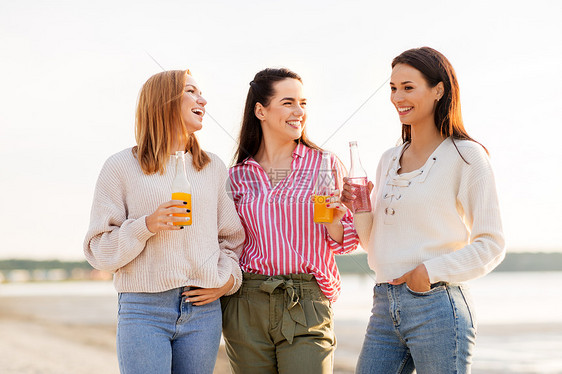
356;283;476;374
117;287;221;374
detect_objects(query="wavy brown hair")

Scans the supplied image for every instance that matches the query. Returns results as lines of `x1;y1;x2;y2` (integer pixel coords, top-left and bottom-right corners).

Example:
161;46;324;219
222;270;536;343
233;68;321;165
392;47;487;158
133;70;210;174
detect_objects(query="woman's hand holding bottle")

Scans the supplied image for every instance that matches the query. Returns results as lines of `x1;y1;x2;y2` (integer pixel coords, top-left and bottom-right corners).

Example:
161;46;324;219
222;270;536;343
145;200;191;233
344;141;373;213
342;178;374;247
324;189;347;225
342;177;374;212
318;189;347;244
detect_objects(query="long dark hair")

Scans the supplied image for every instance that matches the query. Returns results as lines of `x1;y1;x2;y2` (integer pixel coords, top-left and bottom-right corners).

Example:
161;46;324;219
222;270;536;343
233;68;321;165
392;47;487;157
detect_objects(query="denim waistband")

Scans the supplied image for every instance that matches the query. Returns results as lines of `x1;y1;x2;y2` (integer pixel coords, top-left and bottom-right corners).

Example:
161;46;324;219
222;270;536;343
181;286;202;293
430;281;447;288
376;281;459;288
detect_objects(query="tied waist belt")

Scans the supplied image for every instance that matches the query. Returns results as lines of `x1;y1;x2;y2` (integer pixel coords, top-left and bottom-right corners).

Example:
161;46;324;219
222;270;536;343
242;273;317;344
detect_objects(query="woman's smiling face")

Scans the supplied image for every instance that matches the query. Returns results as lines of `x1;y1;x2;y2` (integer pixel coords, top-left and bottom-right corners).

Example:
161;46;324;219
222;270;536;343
181;74;207;134
257;78;307;142
390;63;442;127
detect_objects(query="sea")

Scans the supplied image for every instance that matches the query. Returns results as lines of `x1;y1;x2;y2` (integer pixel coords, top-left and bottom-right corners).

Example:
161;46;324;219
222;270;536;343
1;271;561;374
334;271;562;374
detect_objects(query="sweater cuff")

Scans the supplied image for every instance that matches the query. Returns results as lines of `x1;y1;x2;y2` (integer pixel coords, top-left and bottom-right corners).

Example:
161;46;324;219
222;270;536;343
216;252;242;296
135;215;156;242
422;258;446;284
225;263;242;296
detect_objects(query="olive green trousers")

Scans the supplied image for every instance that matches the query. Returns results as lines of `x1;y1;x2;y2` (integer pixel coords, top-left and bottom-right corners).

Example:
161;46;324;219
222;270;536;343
221;273;336;374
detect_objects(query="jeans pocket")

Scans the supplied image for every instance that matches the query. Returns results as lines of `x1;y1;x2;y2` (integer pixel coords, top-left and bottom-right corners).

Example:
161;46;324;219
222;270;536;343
405;283;446;297
459;285;477;330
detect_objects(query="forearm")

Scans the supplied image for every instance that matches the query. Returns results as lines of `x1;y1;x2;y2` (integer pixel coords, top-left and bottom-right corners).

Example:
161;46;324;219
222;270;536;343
217;250;242;295
84;216;154;272
325;221;344;244
353;212;373;248
424;235;505;283
216;213;244;295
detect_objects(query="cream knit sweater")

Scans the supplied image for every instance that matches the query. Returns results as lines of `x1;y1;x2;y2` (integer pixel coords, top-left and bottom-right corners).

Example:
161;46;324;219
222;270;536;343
367;137;505;283
84;148;244;295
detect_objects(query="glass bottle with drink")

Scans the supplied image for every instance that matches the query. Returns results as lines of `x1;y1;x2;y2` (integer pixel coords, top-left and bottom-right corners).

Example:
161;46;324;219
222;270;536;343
171;151;192;226
313;151;335;224
348;141;372;213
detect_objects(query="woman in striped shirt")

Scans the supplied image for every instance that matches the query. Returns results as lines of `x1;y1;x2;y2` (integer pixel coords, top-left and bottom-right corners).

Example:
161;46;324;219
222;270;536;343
221;68;359;374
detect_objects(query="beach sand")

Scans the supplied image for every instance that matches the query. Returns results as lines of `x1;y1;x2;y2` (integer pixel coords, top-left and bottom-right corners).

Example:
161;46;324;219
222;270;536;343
0;295;118;374
0;294;354;374
2;292;561;374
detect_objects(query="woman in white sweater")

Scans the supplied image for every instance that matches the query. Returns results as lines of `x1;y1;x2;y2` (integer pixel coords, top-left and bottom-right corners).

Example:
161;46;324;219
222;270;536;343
84;70;244;374
344;47;505;373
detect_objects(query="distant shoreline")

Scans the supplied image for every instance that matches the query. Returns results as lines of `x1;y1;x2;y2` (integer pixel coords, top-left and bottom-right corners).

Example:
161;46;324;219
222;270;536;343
0;252;561;284
334;252;562;274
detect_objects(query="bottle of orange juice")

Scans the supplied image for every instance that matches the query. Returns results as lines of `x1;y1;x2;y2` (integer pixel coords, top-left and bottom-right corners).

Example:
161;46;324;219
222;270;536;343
313;151;335;224
171;151;192;226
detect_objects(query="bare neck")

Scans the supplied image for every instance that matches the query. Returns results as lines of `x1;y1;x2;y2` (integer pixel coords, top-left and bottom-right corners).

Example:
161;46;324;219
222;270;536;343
408;124;445;156
398;124;445;174
170;135;189;155
254;137;297;168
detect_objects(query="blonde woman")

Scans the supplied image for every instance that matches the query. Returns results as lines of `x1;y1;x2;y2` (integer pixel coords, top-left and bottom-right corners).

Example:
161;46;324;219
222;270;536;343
84;70;244;374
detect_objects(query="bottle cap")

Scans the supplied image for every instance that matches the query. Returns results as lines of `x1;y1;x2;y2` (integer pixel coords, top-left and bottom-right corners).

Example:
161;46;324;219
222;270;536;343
349;141;358;146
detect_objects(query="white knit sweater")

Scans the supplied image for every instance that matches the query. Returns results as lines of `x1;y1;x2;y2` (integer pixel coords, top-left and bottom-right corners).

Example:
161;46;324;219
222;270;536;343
84;148;245;295
368;137;505;283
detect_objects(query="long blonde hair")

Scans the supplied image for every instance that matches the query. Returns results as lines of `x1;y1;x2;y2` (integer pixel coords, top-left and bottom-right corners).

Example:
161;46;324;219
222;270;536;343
133;69;210;174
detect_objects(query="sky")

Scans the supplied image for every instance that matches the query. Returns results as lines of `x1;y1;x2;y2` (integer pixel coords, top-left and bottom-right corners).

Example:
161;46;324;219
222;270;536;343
1;0;561;260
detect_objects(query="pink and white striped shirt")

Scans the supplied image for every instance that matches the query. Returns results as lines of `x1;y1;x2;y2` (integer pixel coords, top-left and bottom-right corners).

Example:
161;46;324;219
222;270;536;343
229;143;359;302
